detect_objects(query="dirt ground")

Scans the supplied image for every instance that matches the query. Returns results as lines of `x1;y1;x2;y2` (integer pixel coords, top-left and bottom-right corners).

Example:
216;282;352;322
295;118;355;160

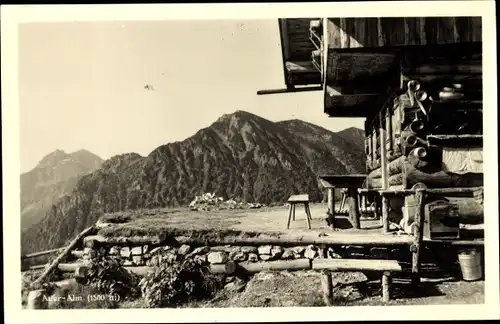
100;202;485;308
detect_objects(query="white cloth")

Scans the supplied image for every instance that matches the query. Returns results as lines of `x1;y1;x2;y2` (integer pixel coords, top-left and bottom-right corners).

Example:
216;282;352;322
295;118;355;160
442;147;483;174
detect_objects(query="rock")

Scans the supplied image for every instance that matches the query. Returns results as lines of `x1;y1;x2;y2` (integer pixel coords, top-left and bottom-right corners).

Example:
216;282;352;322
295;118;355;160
178;244;191;256
132;256;143;265
123;260;134;266
109;246;120;255
281;248;294;259
271;246;284;258
240;246;258;254
194;255;207;263
258;245;272;255
83;247;91;255
304;245;318;259
224;278;246;293
292;246;306;254
131;247;143;256
148;247;163;255
327;247;342;259
259;254;273;261
120;247;131;258
207;251;228;264
228;247;242;259
27;289;48;309
248;253;259;262
232;252;247;262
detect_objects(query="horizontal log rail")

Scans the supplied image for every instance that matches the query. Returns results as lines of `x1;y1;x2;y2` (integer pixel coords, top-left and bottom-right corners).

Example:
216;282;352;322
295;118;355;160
21;248;66;260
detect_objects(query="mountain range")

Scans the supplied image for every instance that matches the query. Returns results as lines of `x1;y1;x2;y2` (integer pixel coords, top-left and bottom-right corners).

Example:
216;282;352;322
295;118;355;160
21;111;365;254
20;149;103;232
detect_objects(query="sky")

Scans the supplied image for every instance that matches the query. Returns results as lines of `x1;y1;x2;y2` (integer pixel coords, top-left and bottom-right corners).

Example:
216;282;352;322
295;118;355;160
18;20;364;173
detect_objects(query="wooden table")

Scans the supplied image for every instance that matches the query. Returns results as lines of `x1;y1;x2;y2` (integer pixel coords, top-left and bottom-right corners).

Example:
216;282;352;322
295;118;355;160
318;174;367;229
287;194;312;230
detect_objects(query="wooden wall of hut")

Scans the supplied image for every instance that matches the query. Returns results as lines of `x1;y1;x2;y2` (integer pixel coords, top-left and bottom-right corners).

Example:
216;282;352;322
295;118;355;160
365;42;483;194
326;17;482;49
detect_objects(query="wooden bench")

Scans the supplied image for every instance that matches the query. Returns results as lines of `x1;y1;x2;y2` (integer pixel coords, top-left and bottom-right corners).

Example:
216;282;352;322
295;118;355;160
287;194;312;229
312;258;403;303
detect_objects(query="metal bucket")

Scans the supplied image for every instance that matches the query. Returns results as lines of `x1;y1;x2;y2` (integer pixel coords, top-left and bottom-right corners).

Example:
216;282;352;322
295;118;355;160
457;249;483;281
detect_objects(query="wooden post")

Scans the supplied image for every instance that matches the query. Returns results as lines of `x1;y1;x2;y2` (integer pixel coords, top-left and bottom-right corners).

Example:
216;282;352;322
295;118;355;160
381;194;390;233
411;189;425;288
373;193;380;220
321;270;334;306
379;111;389;190
382;271;392;302
305;203;312;230
386;107;393;156
292;204;296;221
372;128;377;163
286;203;293;229
327;187;335;229
347;187;360;229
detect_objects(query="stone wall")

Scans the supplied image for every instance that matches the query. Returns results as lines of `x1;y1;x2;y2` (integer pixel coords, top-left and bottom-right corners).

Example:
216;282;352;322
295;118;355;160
78;243;405;268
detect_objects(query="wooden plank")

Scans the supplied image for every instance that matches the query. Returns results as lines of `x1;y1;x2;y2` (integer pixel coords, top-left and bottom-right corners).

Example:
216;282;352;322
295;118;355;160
286;61;316;72
437;17;457;44
312;259;403;272
364;18;379;47
427;134;483;147
424;17;439;44
470;17;482;42
32;226;96;287
288;194;309;203
351;18;366;48
326;18;342;49
454;17;471;43
318;174;366;188
339;18;350;48
238;259;312;273
173;232;414;247
377;18;385;47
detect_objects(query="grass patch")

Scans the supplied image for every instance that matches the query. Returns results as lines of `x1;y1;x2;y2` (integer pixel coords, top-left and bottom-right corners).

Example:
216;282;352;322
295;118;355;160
97;207;284;240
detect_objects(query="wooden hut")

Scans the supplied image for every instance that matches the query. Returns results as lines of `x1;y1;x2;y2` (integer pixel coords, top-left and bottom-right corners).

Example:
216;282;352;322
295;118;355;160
258;17;484;241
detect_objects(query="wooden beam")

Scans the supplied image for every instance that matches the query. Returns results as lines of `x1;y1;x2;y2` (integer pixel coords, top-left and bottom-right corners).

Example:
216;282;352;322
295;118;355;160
411;189;425;288
312;259;403;272
257;86;323;95
32;226;96;287
173;232;414;247
379;111;389;189
21;248;65;260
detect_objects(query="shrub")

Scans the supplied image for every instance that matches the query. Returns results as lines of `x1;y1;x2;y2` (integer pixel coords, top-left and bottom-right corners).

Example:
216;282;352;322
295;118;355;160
138;257;223;308
83;249;140;301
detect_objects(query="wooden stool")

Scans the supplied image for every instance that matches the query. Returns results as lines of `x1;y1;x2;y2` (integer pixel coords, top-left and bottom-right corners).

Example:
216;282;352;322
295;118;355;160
287;194;312;229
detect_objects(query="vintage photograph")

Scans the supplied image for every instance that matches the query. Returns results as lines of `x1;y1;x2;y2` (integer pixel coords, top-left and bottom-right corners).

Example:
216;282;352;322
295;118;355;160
2;2;498;323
